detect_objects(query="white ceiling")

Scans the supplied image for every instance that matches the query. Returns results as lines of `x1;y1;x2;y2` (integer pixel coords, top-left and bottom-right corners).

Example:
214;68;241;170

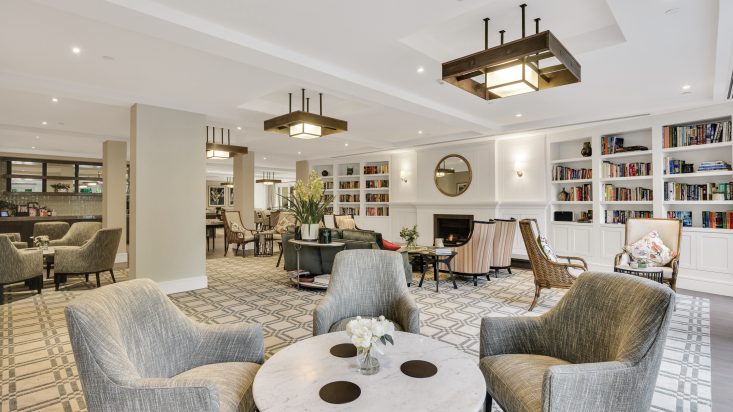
0;0;731;176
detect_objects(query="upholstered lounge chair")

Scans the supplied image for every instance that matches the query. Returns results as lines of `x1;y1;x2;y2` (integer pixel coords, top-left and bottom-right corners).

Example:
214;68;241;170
480;272;675;412
65;279;264;412
222;210;255;257
0;236;43;304
33;221;70;241
1;232;28;249
49;222;101;246
519;219;587;311
313;250;420;335
490;218;517;275
54;228;122;290
446;220;496;286
614;218;681;291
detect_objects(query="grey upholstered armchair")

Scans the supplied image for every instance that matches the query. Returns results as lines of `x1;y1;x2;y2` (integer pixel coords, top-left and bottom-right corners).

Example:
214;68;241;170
54;228;122;290
65;279;264;412
313;250;420;336
0;236;43;304
480;272;675;412
33;221;70;241
50;222;101;246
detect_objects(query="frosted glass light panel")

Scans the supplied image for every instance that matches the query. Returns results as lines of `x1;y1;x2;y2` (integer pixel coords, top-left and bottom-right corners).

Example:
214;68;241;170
289;123;322;139
486;60;539;98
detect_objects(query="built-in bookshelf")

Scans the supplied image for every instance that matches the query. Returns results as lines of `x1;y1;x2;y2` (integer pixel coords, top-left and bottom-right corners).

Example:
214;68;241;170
661;116;733;228
548;137;594;223
311;159;390;218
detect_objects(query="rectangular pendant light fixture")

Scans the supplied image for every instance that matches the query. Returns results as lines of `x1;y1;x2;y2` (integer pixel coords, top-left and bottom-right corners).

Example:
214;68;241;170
205;127;248;159
264;89;347;139
442;4;580;101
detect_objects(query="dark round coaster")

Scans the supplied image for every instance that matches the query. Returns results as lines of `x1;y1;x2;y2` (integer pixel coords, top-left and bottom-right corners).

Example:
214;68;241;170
319;381;361;404
400;360;438;378
329;343;357;358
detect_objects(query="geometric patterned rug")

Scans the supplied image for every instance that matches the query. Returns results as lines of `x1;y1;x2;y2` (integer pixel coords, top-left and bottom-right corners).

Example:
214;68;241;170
0;255;712;411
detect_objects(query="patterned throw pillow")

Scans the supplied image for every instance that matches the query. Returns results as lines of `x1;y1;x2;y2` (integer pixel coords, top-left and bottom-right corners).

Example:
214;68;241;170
536;235;558;262
628;230;674;266
338;217;356;230
273;213;296;234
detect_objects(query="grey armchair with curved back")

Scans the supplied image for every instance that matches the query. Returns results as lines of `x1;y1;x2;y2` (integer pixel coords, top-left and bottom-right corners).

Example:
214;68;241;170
54;228;122;290
33;221;70;241
65;279;264;412
1;232;28;249
49;222;101;247
480;272;675;412
0;236;43;304
313;250;420;336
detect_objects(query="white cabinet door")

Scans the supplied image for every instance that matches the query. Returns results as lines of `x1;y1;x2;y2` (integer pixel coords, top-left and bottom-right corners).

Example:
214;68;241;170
570;226;593;257
601;228;624;260
696;233;731;273
678;232;695;270
551;224;571;255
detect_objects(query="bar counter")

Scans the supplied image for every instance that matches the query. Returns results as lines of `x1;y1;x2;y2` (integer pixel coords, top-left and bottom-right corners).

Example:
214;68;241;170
0;215;102;243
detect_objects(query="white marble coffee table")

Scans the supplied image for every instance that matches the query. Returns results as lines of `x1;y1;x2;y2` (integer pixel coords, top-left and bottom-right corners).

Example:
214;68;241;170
253;331;486;411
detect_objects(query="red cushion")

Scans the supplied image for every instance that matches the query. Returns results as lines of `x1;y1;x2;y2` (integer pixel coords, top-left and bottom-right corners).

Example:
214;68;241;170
382;239;401;251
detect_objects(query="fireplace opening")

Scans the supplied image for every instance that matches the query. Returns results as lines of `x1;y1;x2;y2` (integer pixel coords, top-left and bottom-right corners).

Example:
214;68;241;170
434;214;473;246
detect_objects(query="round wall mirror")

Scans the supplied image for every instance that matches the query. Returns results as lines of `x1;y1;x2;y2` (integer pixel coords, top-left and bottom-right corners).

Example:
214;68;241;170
434;154;472;197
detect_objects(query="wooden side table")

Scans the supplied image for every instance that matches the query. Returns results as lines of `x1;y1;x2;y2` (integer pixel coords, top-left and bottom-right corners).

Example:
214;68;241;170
418;251;458;292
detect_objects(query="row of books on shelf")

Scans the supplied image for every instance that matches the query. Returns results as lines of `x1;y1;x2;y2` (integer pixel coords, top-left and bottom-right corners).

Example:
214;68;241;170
603;185;653;201
702;211;733;229
365;193;389;202
602;161;651;178
605;210;652;225
560;184;592;201
552;165;591;181
365;179;389;188
363;165;389;175
323;182;334;190
340;207;359;216
663;120;731;148
366;206;389;216
339;194;360;202
601;135;625;155
339;181;360;189
322;195;334;203
667;211;693;227
663;182;733;201
698;161;732;171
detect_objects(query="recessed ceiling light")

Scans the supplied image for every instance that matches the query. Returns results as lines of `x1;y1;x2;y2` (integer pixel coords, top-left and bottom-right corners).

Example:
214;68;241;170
35;136;40;139
51;97;58;103
41;121;47;125
31;146;36;149
515;113;523;118
344;143;349;147
297;151;302;155
418;130;423;134
682;84;691;90
417;67;425;73
263;157;267;160
71;47;81;55
236;126;242;130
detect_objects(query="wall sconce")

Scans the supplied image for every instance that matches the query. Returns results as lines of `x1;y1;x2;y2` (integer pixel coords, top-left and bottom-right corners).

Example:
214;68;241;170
400;169;408;183
516;169;524;177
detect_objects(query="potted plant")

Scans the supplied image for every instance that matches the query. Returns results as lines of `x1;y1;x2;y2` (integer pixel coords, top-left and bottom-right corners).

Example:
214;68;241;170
50;183;71;193
284;171;331;241
400;225;419;249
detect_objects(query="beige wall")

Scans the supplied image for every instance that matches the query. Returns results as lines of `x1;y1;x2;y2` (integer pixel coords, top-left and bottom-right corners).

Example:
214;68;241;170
130;104;206;293
102;140;127;254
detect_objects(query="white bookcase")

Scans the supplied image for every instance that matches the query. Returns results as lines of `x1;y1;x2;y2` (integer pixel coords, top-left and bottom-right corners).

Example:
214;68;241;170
310;159;391;219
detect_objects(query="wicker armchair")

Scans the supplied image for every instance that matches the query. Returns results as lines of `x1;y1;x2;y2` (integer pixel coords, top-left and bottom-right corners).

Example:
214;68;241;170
491;218;517;275
614;218;682;291
1;232;28;249
444;220;496;285
519;219;587;311
49;222;101;246
222;210;255;257
54;228;122;290
0;236;43;304
33;221;70;241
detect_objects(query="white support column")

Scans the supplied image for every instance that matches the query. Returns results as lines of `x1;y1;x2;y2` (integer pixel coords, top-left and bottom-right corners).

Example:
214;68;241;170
130;104;206;293
233;152;255;229
102;140;128;260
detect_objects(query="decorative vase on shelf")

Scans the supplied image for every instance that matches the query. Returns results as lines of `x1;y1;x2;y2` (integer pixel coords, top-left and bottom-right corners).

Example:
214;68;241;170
356;347;380;375
558;188;569;202
321;170;329;177
581;142;592;157
300;223;319;241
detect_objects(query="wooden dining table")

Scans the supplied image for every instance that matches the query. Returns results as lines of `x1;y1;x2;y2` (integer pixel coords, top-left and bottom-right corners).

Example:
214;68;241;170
206;219;224;251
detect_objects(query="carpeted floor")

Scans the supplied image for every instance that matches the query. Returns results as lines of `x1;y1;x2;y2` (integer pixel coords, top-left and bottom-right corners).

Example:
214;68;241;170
0;255;712;411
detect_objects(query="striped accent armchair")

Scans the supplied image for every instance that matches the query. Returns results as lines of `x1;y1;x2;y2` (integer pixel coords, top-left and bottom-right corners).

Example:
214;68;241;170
445;220;496;286
490;218;517;275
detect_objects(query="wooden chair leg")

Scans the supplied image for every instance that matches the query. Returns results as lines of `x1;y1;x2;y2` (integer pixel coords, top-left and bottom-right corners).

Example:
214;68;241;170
277;249;283;267
0;283;4;305
224;241;229;256
109;269;116;283
54;274;61;291
36;275;43;294
96;272;101;288
528;285;541;311
507;267;512;274
85;273;89;282
485;392;493;412
474;275;478;286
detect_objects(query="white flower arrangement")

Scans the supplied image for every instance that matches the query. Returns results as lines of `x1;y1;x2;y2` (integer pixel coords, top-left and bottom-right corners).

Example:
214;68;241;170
345;315;395;354
32;235;50;248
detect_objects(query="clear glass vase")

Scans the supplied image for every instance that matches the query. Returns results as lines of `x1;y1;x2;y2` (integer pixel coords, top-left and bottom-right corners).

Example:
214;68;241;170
356;347;380;375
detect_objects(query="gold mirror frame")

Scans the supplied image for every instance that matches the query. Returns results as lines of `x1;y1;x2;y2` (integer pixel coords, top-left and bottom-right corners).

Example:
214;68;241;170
434;154;472;197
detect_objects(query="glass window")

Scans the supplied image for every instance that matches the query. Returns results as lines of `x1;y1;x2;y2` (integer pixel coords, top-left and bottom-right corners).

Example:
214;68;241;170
46;163;76;177
10;178;42;192
10;161;42;176
78;164;102;178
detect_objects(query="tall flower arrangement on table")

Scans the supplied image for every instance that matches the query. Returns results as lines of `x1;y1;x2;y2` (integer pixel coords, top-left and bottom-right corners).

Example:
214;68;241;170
346;316;395;375
400;225;419;249
284;171;331;240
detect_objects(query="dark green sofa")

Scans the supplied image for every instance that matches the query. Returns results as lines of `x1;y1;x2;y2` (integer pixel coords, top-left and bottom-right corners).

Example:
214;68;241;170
282;228;413;285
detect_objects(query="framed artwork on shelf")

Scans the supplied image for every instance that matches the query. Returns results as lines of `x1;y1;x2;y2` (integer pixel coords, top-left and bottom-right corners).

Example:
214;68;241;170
208;186;225;207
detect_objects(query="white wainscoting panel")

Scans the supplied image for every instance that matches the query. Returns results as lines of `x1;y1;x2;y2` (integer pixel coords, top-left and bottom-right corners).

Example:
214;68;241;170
696;232;731;273
600;226;624;260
